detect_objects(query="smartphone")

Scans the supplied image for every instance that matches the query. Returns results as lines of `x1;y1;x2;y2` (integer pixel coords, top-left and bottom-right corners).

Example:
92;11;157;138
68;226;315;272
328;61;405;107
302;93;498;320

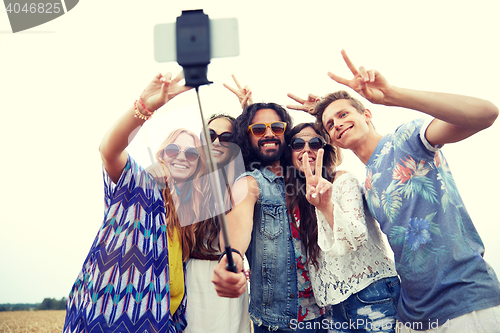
154;17;240;63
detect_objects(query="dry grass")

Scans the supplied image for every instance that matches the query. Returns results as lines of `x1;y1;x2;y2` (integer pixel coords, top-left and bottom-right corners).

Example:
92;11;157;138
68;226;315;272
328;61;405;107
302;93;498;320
0;310;65;333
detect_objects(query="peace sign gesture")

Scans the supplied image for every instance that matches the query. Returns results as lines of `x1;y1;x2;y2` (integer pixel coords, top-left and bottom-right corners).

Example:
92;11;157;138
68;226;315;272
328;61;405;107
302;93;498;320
141;71;192;112
302;149;333;213
223;74;253;109
328;50;393;105
286;93;320;115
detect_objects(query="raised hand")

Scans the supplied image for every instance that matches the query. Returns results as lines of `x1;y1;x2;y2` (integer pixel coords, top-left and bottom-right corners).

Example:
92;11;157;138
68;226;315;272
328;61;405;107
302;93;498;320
328;50;392;105
223;74;253;109
140;71;192;112
286;93;320;114
145;162;172;190
302;149;333;212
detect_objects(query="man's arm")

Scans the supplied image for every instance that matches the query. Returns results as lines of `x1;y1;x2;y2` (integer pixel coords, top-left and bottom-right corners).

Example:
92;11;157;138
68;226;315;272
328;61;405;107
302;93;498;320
329;50;498;146
212;176;259;298
383;88;498;146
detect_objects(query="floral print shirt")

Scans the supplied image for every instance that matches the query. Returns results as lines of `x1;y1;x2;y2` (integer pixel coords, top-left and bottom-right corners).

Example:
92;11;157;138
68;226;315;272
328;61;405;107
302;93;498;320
364;118;500;330
291;207;324;321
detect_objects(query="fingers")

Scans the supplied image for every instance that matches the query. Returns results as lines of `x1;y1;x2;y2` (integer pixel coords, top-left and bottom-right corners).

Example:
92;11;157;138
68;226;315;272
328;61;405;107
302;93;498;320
315;149;324;177
316;178;332;196
211;259;247;298
231;74;242;89
327;71;350;86
306;185;318;201
286;104;308;112
287;92;305;105
308;93;320;103
302;152;314;179
341;49;359;76
241;90;252;108
223;82;238;95
161;72;173;82
172;71;184;83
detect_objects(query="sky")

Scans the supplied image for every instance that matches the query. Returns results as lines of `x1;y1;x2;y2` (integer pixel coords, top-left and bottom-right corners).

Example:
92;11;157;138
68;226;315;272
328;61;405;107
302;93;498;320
1;1;499;304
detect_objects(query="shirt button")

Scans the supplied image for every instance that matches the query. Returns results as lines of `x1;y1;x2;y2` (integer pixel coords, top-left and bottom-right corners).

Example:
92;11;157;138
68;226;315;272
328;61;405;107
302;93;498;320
290;264;294;269
290;294;295;298
289;235;293;240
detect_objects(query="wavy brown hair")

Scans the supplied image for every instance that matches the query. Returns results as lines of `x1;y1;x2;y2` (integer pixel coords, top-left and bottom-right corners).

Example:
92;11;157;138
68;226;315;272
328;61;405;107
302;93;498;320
284;123;340;269
155;128;214;261
190;114;240;257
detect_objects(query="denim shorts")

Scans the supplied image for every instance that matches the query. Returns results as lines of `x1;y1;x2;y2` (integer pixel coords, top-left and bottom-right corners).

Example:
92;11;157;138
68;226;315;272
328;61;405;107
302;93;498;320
324;276;401;333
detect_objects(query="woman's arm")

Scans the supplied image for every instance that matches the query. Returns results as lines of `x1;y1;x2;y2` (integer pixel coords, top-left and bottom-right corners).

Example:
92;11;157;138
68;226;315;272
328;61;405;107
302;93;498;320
99;72;191;183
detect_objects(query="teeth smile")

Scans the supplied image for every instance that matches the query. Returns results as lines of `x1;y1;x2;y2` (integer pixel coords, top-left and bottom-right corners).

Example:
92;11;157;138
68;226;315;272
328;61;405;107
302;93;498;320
172;164;188;169
339;126;352;139
263;143;277;147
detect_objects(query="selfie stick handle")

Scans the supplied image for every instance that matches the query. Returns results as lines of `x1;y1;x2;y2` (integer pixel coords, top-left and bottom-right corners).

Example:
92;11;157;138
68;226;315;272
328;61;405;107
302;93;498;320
195;88;238;273
176;9;237;273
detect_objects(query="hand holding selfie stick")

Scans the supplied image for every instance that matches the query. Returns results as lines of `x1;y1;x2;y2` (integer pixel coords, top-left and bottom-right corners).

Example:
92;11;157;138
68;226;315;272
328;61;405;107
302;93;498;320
176;9;238;273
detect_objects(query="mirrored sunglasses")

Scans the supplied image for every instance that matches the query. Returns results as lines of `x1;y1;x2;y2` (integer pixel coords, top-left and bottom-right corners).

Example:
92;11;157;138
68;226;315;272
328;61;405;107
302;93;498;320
164;143;200;162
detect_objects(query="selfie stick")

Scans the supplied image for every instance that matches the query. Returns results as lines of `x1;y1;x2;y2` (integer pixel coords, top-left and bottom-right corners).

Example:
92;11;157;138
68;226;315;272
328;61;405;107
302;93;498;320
176;9;238;273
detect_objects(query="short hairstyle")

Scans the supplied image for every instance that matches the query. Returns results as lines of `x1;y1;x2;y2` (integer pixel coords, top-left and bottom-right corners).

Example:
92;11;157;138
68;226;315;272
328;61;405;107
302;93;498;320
311;90;367;136
232;102;293;170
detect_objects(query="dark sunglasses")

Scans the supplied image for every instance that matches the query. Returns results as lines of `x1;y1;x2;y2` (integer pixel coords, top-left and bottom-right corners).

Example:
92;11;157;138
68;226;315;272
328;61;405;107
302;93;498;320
289;137;325;151
209;129;232;147
247;121;287;137
164;143;200;162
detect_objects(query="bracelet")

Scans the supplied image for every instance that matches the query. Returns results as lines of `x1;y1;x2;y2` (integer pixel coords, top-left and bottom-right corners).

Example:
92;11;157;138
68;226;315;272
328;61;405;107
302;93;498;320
218;248;244;263
137;97;154;116
133;100;152;121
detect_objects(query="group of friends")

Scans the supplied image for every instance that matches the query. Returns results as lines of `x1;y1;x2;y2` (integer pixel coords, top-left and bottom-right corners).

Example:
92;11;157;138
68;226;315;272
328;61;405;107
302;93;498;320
63;51;500;333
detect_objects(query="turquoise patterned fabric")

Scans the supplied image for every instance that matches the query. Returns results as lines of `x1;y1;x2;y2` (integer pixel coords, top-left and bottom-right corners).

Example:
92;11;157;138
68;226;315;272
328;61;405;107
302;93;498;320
64;155;187;333
364;119;500;330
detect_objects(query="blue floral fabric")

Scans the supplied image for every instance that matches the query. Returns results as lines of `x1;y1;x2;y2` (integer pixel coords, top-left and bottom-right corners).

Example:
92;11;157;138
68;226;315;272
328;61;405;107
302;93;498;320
364;118;500;330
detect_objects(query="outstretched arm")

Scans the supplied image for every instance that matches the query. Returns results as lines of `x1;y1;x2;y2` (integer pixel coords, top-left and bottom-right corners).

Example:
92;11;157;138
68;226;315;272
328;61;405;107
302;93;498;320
99;72;191;183
223;74;253;109
330;50;499;146
212;176;258;298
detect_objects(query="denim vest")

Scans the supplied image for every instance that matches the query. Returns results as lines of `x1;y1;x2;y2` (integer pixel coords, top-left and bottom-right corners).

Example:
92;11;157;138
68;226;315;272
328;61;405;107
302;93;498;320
243;168;299;330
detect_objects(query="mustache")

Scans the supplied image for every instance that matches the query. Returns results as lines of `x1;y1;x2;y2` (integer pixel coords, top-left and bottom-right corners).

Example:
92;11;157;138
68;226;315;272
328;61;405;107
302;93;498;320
258;138;281;147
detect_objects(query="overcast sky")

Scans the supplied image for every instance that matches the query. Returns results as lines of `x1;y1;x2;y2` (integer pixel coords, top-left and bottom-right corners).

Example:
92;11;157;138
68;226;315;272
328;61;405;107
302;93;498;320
1;1;499;304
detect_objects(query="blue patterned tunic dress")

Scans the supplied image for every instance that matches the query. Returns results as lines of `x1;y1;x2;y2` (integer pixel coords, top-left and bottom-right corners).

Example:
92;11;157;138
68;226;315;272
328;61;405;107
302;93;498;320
63;155;187;333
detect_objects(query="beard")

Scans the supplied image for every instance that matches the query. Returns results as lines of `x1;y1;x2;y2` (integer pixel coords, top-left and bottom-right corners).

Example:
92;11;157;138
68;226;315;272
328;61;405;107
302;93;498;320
250;138;286;167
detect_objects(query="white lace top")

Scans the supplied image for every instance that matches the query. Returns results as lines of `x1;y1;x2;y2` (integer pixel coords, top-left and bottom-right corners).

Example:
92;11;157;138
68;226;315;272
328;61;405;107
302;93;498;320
309;172;398;307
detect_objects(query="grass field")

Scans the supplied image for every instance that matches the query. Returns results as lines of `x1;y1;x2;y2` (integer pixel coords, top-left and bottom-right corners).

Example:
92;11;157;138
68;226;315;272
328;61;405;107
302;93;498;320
0;310;65;333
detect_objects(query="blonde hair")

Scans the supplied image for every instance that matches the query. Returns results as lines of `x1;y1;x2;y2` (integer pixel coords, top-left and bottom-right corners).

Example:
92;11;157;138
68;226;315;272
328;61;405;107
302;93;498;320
155;128;214;261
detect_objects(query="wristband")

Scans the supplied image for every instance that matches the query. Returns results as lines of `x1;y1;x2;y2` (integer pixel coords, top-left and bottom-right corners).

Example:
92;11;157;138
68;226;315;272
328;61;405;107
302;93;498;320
218;248;244;263
133;100;152;121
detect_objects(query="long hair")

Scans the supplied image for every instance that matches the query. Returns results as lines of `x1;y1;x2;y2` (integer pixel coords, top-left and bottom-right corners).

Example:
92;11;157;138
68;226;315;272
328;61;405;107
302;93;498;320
155;128;212;261
284;123;340;269
191;114;240;257
231;102;293;171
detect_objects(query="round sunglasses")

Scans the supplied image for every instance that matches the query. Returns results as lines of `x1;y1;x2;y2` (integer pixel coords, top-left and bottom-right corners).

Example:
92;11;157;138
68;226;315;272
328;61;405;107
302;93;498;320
209;129;232;147
247;121;287;137
289;136;325;151
163;143;200;162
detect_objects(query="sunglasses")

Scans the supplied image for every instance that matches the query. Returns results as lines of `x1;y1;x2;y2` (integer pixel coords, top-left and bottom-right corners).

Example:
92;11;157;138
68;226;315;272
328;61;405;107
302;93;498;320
164;143;200;162
247;121;287;137
289;137;325;151
209;129;232;147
